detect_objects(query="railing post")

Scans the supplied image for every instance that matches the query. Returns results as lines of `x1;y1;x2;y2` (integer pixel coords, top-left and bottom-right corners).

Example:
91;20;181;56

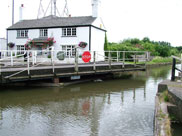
109;51;111;69
145;52;147;68
181;54;182;76
0;57;1;83
51;49;55;74
32;51;35;65
75;49;78;72
134;52;136;67
123;51;125;68
117;51;119;62
27;51;30;76
93;51;96;71
11;51;13;66
171;58;176;81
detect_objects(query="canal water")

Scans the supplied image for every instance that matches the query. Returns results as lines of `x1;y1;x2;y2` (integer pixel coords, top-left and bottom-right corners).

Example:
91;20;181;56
0;65;172;136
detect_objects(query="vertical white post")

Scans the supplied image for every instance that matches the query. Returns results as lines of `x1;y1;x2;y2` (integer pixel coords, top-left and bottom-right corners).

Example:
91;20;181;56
34;51;37;63
117;51;119;62
3;52;6;58
134;52;136;67
51;49;55;73
75;49;78;72
69;50;71;62
109;51;111;69
32;51;35;65
145;52;147;68
27;51;30;75
147;51;149;61
11;51;13;66
93;51;96;71
181;54;182;78
123;51;125;68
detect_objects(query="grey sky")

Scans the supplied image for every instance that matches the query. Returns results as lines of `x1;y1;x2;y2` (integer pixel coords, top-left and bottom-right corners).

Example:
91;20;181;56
1;0;182;46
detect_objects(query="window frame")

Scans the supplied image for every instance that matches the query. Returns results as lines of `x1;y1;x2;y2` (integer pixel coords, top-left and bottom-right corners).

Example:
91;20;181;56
17;45;25;55
62;28;77;37
17;30;28;38
40;29;48;37
61;45;76;57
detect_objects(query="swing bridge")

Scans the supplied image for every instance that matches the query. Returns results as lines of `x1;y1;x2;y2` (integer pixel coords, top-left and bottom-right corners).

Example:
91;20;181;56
0;50;148;84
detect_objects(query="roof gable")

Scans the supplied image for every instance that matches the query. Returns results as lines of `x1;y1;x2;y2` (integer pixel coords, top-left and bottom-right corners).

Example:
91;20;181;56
7;16;97;30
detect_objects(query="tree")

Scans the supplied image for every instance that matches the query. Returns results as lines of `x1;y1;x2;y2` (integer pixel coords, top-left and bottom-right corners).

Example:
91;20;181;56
142;37;150;43
104;33;108;51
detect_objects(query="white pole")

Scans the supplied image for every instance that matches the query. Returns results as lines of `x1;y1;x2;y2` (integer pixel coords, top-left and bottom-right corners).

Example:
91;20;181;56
32;51;35;65
11;51;13;66
93;51;96;71
51;49;54;73
27;51;30;75
181;54;182;77
35;51;37;64
54;0;56;16
117;51;119;62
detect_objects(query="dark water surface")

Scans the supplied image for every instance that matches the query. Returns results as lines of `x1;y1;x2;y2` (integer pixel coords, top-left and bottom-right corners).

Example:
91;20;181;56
0;66;172;136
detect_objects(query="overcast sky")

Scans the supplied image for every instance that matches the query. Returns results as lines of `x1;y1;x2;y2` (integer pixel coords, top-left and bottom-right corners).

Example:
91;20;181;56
1;0;182;46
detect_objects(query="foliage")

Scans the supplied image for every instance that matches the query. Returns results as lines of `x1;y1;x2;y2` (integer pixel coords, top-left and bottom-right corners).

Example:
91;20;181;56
78;42;87;48
107;37;180;57
104;33;108;51
46;38;56;46
8;42;15;48
47;54;51;58
148;57;172;64
25;37;56;50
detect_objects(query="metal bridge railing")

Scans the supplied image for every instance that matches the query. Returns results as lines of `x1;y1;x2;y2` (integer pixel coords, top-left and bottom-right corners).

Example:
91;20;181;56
0;50;149;80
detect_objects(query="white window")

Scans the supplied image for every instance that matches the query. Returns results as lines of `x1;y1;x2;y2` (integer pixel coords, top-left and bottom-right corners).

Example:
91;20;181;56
40;29;48;37
17;30;28;38
62;28;77;37
62;45;75;57
17;45;25;55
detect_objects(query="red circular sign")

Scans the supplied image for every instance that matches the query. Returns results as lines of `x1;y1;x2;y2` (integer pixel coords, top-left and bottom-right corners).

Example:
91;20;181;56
82;51;91;63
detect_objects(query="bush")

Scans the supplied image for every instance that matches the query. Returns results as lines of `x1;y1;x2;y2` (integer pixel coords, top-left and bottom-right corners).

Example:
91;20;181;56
48;54;51;58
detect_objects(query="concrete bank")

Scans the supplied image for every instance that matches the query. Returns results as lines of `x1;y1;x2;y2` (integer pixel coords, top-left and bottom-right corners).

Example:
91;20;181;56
154;80;182;136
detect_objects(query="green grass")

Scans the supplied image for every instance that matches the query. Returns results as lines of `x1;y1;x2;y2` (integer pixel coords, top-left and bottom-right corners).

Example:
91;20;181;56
124;56;172;65
147;56;172;64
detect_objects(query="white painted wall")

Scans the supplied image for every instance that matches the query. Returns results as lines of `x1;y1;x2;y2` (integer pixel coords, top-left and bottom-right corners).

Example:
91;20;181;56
7;25;105;62
0;38;7;51
91;26;105;61
92;17;105;30
8;27;90;50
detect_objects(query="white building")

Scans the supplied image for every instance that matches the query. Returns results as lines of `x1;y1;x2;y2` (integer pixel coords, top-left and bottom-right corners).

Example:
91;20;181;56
0;38;7;51
7;0;106;62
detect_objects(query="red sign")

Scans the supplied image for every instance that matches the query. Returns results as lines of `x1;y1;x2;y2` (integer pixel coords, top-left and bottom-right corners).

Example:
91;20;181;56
82;51;91;63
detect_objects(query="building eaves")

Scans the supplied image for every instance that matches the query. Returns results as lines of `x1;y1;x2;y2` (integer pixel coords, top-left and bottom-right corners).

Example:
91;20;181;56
7;16;97;30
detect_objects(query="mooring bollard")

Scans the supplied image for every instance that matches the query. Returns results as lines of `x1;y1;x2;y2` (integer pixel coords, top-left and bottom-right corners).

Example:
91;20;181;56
171;58;176;81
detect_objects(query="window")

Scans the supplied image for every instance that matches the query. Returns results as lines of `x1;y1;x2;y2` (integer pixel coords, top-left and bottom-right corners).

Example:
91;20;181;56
17;30;28;38
62;28;77;37
62;45;76;57
17;45;25;55
40;29;48;37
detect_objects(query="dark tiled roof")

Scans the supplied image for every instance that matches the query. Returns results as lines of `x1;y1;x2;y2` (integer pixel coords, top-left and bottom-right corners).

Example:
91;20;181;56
7;16;97;30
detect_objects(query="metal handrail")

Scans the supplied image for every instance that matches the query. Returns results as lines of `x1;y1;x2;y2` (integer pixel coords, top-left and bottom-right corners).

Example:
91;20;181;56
1;50;148;80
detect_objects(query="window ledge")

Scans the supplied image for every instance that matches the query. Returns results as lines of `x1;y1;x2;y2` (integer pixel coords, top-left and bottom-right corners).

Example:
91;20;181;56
16;37;29;39
61;36;77;38
39;36;48;38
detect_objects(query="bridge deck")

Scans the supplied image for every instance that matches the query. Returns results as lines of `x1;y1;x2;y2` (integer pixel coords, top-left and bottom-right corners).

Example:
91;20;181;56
0;62;145;84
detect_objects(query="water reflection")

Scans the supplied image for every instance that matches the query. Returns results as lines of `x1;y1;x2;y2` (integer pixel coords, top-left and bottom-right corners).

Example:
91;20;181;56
0;65;172;136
